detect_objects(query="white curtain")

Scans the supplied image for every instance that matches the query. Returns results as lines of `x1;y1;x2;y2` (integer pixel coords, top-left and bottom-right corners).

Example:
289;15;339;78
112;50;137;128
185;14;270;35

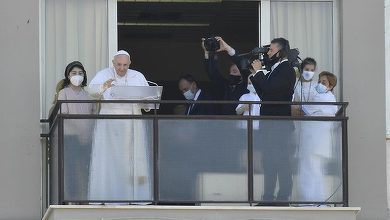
43;0;109;116
270;1;338;96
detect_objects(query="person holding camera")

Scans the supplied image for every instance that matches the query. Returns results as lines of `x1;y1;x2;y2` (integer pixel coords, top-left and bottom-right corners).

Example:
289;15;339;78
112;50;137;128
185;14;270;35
201;37;249;115
218;37;296;204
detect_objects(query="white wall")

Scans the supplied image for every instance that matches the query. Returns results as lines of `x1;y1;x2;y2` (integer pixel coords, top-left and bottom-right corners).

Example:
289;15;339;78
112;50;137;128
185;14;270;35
0;0;42;219
342;0;388;219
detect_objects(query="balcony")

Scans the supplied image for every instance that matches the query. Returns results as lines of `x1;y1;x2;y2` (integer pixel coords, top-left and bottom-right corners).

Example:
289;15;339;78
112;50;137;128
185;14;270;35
41;100;350;207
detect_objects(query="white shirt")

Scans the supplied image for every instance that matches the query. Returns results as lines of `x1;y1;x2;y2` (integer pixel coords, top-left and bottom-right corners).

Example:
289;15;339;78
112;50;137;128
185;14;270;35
236;92;261;116
236;92;261;130
302;91;338;116
194;89;201;101
293;81;317;102
271;59;288;72
187;89;201;115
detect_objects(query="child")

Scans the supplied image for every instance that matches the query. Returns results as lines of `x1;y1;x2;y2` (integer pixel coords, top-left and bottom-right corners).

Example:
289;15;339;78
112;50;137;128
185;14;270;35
236;76;261;129
57;61;96;202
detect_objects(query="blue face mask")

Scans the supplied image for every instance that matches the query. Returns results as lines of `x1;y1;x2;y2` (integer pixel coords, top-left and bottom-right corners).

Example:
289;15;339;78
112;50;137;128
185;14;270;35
315;83;328;94
183;90;195;100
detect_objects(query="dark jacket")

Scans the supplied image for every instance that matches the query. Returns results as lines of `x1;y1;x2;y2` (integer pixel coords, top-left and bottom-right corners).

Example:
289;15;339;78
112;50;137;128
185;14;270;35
249;60;296;116
204;58;248;115
186;90;216;115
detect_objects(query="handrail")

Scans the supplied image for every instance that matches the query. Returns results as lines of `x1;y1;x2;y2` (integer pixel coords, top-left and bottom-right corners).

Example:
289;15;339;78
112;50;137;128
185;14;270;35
40;100;348;137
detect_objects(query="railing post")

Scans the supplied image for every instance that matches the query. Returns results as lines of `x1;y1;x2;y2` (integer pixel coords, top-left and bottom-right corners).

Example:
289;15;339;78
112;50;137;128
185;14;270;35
58;114;65;205
153;103;159;204
342;118;349;206
247;106;254;206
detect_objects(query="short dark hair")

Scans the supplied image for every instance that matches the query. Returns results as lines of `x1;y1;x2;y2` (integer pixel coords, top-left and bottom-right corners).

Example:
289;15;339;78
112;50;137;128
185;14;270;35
300;57;317;72
63;61;87;87
271;37;290;59
178;73;198;85
319;71;337;91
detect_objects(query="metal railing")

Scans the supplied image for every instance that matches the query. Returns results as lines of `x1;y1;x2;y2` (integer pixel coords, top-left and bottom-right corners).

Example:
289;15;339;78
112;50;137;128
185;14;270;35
41;100;349;207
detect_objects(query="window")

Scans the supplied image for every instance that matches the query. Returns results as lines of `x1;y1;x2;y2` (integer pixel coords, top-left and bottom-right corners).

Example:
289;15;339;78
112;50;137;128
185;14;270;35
261;0;340;97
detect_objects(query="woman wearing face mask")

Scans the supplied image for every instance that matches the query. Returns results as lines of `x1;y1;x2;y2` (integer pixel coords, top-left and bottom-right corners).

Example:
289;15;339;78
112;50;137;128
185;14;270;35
292;57;318;116
57;61;96;202
236;75;261;129
298;71;338;205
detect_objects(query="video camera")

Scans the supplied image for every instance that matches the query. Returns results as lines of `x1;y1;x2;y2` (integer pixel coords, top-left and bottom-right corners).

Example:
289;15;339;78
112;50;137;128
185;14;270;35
237;45;301;71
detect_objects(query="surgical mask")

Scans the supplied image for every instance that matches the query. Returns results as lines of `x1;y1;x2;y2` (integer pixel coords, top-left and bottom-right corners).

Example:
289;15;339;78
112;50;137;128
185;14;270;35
315;83;328;94
70;75;84;86
263;50;280;71
183;90;195;100
247;84;256;93
228;75;242;85
302;70;315;81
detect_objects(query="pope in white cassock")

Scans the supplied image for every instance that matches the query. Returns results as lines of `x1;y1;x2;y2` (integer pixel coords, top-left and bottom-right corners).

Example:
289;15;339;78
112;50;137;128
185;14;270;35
87;50;152;201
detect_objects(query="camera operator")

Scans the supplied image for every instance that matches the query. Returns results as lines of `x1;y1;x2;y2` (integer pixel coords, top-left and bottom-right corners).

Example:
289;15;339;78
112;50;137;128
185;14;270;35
201;37;249;115
218;37;296;204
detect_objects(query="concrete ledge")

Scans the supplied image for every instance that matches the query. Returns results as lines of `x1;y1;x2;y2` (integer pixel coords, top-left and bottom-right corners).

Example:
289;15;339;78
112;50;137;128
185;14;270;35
42;205;361;220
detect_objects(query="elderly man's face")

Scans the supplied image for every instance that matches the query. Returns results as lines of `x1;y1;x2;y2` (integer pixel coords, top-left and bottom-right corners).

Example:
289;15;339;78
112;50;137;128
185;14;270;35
112;55;131;77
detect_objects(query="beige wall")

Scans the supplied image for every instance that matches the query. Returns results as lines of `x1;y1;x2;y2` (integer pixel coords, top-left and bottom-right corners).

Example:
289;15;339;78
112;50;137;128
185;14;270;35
0;0;42;219
342;0;388;219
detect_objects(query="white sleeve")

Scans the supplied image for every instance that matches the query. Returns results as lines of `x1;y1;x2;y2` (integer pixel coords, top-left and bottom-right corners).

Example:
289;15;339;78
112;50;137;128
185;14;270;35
236;95;247;115
87;71;108;98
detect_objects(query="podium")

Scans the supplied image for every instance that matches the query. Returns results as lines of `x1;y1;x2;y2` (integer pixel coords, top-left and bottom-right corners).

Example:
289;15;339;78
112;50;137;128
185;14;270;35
109;85;163;109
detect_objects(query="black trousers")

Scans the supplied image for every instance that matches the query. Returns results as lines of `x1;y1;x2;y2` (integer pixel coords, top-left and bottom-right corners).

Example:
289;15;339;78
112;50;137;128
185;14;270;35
260;121;295;201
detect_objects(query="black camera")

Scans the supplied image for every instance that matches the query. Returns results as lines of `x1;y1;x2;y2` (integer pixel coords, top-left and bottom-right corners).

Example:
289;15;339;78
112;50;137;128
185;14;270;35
237;46;270;71
238;46;300;71
203;37;220;52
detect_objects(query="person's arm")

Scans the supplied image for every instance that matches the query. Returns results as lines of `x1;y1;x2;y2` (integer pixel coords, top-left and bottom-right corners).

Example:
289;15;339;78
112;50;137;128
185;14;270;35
250;61;296;96
236;102;249;115
57;89;69;114
87;71;114;99
291;84;303;116
322;93;338;116
202;38;227;85
88;80;114;99
215;37;253;81
204;56;227;84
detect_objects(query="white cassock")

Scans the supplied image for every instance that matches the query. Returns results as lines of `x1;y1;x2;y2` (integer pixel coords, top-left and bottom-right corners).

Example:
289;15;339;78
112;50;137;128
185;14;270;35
87;67;152;201
298;91;338;202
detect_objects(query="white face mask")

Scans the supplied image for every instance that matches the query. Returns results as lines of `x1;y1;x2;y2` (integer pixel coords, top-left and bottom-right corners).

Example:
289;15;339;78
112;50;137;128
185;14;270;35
70;75;84;87
315;83;328;94
183;90;195;100
302;70;315;81
247;84;256;93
